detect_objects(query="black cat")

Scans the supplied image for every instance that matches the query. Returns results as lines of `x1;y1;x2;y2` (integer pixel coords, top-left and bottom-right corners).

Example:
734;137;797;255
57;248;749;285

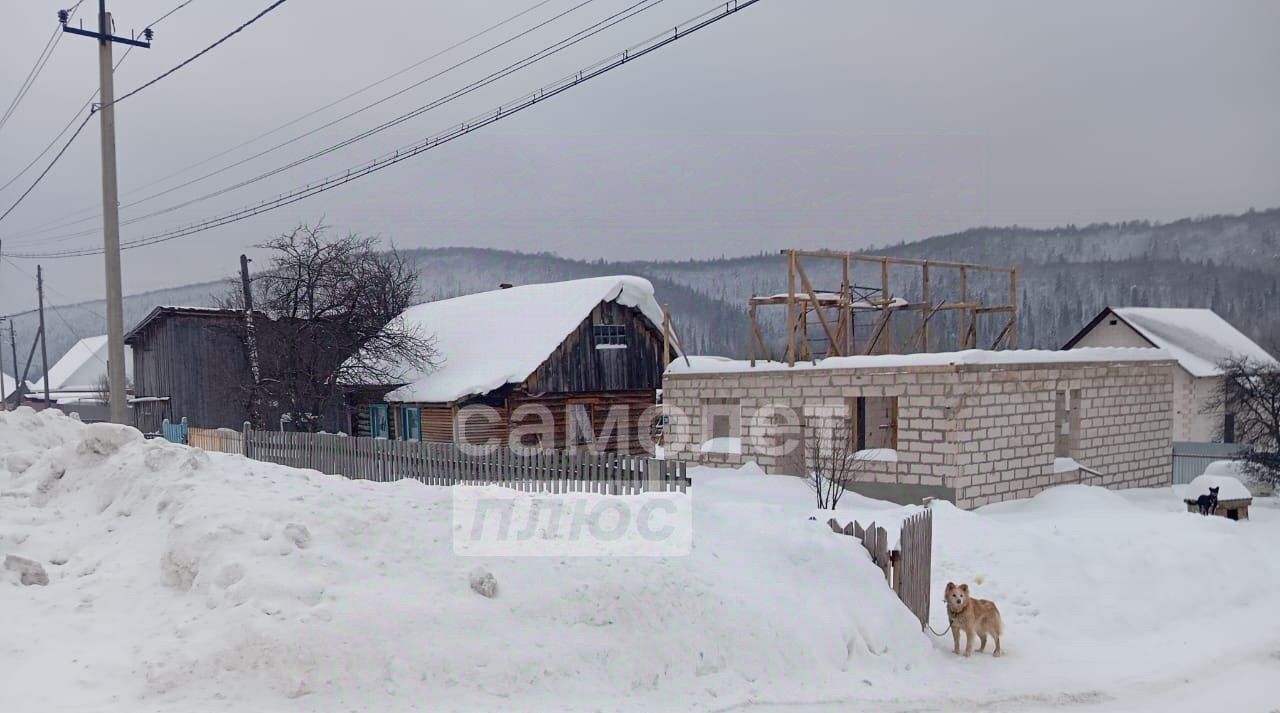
1196;486;1220;516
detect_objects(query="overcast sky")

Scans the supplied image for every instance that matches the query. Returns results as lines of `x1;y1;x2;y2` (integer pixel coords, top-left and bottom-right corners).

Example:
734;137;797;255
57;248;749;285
1;0;1277;310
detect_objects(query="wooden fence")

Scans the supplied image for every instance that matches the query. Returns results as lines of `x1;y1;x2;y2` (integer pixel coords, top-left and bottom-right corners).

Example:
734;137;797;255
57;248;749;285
187;424;689;493
829;509;932;630
188;427;245;454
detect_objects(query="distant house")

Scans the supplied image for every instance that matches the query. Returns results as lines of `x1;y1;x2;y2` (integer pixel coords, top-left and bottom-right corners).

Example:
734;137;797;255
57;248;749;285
125;307;257;432
26;335;133;421
1063;307;1277;442
350;276;675;453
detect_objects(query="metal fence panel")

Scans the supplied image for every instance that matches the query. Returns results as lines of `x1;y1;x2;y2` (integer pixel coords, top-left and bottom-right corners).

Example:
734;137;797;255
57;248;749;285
1171;441;1247;484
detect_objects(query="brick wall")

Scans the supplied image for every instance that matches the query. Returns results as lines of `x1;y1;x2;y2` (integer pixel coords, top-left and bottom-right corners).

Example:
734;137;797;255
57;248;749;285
663;359;1175;508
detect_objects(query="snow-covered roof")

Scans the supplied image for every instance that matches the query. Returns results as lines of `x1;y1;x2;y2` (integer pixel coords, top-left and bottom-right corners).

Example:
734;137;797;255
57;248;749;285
381;276;668;403
1074;307;1276;378
31;335;134;394
667;347;1175;376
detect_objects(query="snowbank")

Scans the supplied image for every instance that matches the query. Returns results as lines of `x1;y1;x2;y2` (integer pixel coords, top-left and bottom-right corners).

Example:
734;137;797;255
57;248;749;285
1180;473;1251;501
0;409;925;712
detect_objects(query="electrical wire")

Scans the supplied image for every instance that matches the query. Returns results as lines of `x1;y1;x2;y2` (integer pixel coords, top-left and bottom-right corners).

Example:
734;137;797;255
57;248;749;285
0;113;94;225
0;0;286;229
10;0;578;241
17;0;667;246
106;0;290;109
7;0;764;260
0;47;132;196
0;0;87;133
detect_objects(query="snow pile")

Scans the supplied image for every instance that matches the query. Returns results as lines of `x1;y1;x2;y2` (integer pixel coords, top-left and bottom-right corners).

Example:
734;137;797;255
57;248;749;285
0;409;925;712
1180;473;1251;501
377;276;669;403
1111;307;1277;376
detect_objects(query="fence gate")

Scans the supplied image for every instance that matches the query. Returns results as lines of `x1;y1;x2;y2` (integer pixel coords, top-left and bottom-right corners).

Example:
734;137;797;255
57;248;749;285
161;417;188;445
829;509;932;631
1172;441;1246;484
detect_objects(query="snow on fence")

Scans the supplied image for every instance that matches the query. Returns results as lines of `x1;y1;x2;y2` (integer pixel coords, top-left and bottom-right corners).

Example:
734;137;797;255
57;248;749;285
191;424;690;493
1172;441;1247;485
828;510;933;631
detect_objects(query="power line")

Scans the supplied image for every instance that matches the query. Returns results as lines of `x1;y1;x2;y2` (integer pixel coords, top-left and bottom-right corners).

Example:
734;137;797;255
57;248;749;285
0;113;95;225
0;0;211;207
0;1;87;134
0;0;281;230
0;47;133;197
16;0;667;247
1;257;108;367
147;0;201;29
8;0;765;260
107;0;289;109
9;0;579;241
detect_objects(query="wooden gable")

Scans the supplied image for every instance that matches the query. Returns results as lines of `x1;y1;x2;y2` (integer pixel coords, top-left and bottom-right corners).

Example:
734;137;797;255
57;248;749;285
522;300;667;395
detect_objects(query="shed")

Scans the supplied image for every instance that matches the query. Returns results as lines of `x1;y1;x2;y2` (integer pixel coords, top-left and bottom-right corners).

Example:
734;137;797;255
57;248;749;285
350;276;678;453
124;307;257;432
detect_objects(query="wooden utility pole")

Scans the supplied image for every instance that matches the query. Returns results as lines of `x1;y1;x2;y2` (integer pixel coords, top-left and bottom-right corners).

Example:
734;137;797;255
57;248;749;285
36;266;50;405
7;321;17;408
0;318;7;411
240;254;262;427
60;2;151;424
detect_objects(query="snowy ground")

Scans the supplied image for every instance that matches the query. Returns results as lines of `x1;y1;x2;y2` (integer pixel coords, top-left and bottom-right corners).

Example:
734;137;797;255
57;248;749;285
1;408;1278;712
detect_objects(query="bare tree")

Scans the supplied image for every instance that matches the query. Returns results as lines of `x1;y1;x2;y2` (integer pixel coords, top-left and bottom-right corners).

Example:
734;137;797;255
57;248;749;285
1208;356;1280;483
227;223;436;431
803;414;871;509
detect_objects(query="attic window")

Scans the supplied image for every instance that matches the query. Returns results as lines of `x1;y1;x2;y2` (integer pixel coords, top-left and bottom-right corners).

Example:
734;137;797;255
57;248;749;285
593;324;626;350
1108;319;1118;325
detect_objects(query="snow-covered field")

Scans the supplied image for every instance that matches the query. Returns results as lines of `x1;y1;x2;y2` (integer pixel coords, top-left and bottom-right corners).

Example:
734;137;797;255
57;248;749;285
1;408;1278;712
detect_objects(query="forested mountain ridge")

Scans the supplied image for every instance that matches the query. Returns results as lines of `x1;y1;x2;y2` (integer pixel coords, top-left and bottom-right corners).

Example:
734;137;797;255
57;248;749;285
9;208;1278;371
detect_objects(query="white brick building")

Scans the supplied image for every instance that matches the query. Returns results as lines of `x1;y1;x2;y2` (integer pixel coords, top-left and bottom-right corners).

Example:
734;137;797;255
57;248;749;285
663;349;1176;508
1063;307;1277;442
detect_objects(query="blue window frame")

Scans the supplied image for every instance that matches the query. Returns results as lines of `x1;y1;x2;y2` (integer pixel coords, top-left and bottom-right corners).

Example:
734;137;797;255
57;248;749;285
369;404;390;439
399;406;422;442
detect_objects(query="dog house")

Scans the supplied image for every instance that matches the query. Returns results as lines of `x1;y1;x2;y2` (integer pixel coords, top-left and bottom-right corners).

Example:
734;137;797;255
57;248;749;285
1182;473;1252;521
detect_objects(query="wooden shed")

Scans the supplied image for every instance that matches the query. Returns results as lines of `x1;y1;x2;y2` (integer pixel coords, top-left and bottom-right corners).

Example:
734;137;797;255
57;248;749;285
350;276;679;454
124;307;261;432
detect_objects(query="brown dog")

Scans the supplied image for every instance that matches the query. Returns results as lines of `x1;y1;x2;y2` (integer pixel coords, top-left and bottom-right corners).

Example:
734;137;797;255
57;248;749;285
944;582;1003;657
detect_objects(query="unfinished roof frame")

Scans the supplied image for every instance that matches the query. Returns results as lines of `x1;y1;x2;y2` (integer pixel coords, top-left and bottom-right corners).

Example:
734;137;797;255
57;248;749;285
749;250;1019;366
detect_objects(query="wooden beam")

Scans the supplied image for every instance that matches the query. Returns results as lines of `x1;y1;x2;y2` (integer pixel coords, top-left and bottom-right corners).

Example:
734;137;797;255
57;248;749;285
959;266;968;350
921;261;930;352
1009;267;1019;348
786;251;797;366
780;249;1016;274
862;306;893;355
897;301;946;354
795;259;842;357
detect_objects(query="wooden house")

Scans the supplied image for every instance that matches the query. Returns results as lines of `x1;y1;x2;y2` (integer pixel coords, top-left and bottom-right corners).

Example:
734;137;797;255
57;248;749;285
124;307;259;433
350;276;677;454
